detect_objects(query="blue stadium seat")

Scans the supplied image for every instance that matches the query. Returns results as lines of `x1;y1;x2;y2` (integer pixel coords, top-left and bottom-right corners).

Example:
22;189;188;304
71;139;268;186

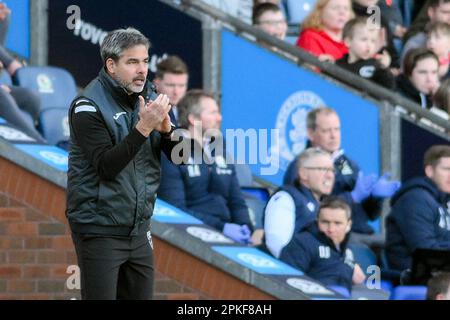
241;187;270;202
244;194;266;230
285;0;317;24
15;66;77;111
348;243;377;273
38;108;70;145
235;163;253;187
381;280;394;294
391;285;427;300
0;71;12;86
234;163;271;202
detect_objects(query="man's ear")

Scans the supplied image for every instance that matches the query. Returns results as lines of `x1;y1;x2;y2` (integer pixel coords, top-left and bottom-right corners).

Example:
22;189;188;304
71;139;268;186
298;166;307;182
425;165;434;179
188;114;197;127
153;77;160;87
346;220;352;233
307;128;315;143
105;58;116;74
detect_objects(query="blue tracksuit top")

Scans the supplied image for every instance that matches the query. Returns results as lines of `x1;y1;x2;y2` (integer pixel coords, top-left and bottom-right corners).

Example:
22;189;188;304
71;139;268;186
158;138;252;232
280;222;356;291
386;177;450;271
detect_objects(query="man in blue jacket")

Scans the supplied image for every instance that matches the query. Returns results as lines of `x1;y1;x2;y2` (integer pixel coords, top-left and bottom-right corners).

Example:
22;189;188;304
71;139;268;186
264;147;335;258
158;89;263;245
283;107;400;244
386;145;450;272
280;197;366;292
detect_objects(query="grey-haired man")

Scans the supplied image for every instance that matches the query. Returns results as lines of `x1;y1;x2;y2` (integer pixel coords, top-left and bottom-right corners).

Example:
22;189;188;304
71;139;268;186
66;28;178;300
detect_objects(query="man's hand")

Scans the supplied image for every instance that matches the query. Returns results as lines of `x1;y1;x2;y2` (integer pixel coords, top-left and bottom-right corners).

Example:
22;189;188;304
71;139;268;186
156;114;172;134
351;172;377;203
135;94;170;137
352;264;366;285
250;229;264;247
375;49;391;69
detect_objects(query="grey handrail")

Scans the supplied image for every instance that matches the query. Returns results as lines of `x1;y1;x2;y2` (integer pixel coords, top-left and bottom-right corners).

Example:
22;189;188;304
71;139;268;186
179;0;450;132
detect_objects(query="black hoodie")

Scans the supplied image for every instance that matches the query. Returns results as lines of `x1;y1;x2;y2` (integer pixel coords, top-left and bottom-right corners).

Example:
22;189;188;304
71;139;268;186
385;177;450;271
396;74;433;109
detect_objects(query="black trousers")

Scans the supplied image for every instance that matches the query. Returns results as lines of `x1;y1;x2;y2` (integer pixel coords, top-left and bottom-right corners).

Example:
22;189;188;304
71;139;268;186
72;231;154;300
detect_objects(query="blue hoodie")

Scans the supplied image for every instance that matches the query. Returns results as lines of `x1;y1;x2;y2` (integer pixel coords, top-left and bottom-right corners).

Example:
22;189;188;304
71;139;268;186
279;222;355;291
386;177;450;271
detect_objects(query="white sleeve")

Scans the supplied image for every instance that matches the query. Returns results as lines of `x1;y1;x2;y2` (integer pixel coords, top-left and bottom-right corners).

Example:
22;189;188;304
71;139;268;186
264;191;296;258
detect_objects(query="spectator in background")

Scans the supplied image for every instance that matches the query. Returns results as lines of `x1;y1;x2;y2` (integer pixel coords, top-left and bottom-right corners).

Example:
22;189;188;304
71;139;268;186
433;78;450;115
158;90;264;245
296;0;354;62
283;107;400;245
264;147;335;258
252;2;288;40
0;1;11;48
402;0;450;66
427;272;450;300
279;197;366;292
397;48;440;109
202;0;253;24
351;0;399;69
426;22;450;79
420;78;450;131
377;0;407;38
153;55;189;125
0;3;44;142
386;145;450;272
337;17;396;89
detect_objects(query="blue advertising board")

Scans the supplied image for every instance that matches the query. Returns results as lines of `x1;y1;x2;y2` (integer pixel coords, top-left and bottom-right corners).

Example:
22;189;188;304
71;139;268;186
48;0;203;88
221;30;380;186
153;199;203;225
212;246;303;275
4;0;30;58
14;144;68;171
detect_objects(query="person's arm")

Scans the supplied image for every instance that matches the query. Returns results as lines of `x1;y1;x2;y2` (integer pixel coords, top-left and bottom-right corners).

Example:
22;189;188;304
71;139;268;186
70;102;148;181
227;167;254;231
71;94;170;180
279;233;312;272
157;153;188;211
373;64;396;90
395;191;450;251
264;191;296;258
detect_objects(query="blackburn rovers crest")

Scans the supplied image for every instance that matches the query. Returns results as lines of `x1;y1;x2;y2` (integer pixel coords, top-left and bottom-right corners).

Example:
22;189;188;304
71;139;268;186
269;91;325;171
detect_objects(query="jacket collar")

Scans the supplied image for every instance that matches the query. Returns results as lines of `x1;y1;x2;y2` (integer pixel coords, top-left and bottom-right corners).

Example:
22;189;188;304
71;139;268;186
306;222;350;254
98;68;148;111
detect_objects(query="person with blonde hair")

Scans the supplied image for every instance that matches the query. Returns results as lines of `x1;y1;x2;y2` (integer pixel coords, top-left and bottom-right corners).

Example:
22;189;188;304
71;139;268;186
296;0;354;62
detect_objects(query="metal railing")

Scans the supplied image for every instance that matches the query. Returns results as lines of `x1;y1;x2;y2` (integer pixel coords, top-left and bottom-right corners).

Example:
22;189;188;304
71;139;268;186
177;0;450;133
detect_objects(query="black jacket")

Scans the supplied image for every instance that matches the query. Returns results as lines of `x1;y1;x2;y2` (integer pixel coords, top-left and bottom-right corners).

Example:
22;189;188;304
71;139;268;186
66;69;178;236
396;74;433;109
336;55;396;90
386;177;450;271
158;137;252;232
